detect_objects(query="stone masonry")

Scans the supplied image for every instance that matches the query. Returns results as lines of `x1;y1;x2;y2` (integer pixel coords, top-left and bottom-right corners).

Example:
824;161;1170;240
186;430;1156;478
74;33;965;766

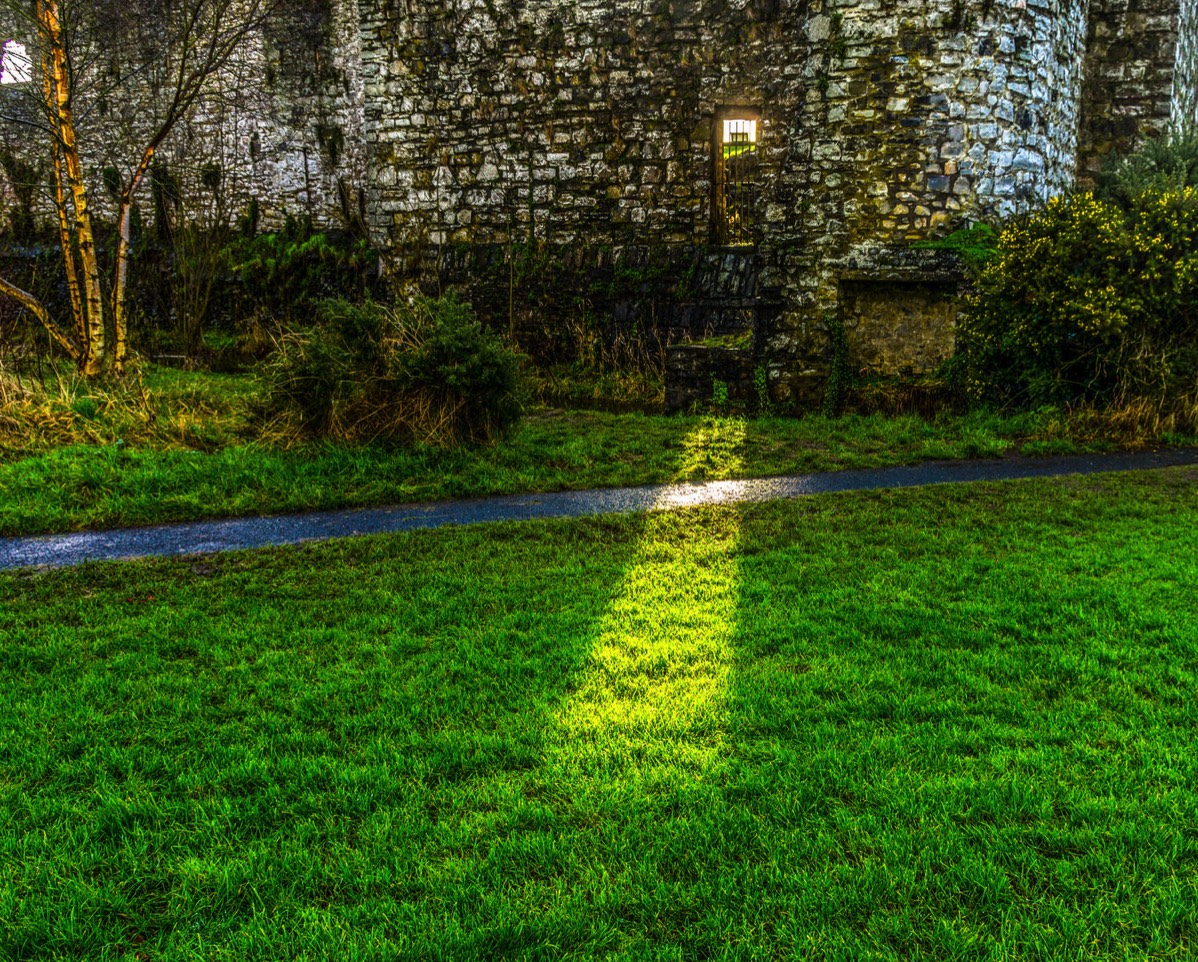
2;0;1196;407
353;0;1196;405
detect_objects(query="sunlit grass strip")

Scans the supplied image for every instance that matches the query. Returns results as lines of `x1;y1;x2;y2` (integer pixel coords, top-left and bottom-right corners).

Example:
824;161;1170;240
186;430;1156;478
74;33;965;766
557;423;745;782
670;416;749;482
554;510;742;781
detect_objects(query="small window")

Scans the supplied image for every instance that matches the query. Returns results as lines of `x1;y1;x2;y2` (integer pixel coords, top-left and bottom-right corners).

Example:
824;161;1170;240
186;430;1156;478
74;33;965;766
714;111;760;246
1;40;32;86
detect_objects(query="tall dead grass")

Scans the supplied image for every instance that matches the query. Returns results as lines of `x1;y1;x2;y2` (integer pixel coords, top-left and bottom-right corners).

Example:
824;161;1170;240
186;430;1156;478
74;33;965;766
0;361;238;452
254;376;478;449
523;311;668;411
1058;393;1198;446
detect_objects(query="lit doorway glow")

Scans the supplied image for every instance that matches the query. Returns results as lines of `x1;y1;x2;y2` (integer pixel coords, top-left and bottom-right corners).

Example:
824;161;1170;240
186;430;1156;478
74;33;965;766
715;113;759;246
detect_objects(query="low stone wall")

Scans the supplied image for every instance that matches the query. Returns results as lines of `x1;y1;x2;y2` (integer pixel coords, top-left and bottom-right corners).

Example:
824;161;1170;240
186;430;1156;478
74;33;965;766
665;344;756;414
395;243;775;364
839;279;960;376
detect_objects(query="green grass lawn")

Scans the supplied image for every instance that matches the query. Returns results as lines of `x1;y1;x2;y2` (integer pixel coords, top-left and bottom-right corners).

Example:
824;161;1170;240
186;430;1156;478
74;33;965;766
3;364;1184;537
2;467;1196;959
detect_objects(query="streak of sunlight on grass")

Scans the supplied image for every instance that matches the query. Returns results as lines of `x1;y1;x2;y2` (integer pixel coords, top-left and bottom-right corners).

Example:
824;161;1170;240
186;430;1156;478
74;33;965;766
556;424;747;782
672;417;748;481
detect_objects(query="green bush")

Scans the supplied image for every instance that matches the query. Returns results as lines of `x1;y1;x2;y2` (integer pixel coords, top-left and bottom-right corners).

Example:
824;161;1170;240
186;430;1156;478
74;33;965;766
222;219;381;326
1097;131;1198;210
957;190;1198;415
260;295;523;444
399;295;523;440
914;223;1000;272
261;321;355;434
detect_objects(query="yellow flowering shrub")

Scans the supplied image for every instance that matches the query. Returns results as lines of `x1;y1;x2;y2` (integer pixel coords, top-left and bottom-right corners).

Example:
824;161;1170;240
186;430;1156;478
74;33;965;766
958;189;1198;407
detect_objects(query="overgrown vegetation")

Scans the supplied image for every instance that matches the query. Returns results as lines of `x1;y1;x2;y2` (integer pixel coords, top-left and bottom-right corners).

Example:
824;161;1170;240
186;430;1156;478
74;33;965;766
957;189;1198;427
914;222;999;272
906;134;1198;434
258;295;523;444
221;218;382;328
1096;129;1198;209
453;242;712;410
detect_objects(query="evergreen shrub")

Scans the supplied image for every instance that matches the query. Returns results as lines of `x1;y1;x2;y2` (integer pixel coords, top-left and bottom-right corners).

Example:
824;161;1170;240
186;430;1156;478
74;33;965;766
1097;131;1198;209
222;218;381;326
260;294;523;445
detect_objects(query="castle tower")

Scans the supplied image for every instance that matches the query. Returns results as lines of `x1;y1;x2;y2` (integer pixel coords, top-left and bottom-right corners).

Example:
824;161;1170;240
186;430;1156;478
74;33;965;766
1078;0;1198;183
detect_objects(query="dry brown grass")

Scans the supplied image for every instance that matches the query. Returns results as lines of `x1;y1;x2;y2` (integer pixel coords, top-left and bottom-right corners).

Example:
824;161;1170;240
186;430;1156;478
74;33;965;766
0;361;245;453
1038;393;1198;447
521;311;667;412
848;377;963;418
255;385;478;449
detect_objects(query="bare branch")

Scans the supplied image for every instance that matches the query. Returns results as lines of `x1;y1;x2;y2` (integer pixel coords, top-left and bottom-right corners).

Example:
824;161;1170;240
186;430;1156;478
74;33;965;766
0;276;81;360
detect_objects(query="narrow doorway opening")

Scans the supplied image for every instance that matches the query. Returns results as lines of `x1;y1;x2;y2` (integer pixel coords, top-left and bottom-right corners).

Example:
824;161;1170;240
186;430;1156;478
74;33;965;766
714;110;760;246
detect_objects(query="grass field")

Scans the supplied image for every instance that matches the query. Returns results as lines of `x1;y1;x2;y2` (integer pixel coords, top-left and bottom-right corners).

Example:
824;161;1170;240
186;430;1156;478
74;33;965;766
2;467;1196;959
3;365;1184;538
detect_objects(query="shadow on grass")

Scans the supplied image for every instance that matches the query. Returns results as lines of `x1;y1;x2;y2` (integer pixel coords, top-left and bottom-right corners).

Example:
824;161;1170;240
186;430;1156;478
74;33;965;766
0;513;653;960
707;478;1198;960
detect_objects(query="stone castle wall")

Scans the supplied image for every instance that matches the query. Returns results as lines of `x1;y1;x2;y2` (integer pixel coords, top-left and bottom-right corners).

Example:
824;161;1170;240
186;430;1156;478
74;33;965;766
142;0;368;228
360;0;1096;250
2;0;1195;404
235;0;367;225
1078;0;1188;182
358;0;1114;400
0;0;366;231
769;0;1095;399
1176;0;1198;130
358;0;812;250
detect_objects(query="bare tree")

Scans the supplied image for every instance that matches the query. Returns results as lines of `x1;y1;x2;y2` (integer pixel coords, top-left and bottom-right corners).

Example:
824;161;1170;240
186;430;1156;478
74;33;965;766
0;0;275;375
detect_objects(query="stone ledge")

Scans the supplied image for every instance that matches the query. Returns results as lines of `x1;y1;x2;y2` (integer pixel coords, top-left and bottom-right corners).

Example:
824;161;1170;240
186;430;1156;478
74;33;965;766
665;344;756;413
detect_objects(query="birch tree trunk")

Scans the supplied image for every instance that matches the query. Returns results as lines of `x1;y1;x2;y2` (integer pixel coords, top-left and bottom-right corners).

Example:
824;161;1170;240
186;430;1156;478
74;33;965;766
40;0;106;375
49;143;86;346
1;0;273;377
40;53;85;346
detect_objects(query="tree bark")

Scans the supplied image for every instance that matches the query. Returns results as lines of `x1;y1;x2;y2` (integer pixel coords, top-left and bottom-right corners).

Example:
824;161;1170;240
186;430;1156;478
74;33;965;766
113;156;155;376
49;139;86;345
38;44;86;346
0;278;81;360
39;0;106;375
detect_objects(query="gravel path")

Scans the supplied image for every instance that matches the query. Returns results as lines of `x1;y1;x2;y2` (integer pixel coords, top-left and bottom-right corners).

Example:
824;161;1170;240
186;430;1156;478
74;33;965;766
2;448;1196;571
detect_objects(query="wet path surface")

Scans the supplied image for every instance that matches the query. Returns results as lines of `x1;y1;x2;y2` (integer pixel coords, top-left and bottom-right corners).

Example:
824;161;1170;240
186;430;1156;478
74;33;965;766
2;448;1196;571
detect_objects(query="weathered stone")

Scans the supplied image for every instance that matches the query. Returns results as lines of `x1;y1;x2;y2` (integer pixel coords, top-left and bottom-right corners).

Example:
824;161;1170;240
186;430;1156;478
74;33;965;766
2;0;1194;409
840;279;961;376
665;345;757;413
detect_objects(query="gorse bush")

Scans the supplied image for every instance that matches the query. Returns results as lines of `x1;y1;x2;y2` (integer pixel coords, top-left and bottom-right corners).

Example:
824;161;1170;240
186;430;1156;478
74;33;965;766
958;190;1198;424
260;295;523;445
